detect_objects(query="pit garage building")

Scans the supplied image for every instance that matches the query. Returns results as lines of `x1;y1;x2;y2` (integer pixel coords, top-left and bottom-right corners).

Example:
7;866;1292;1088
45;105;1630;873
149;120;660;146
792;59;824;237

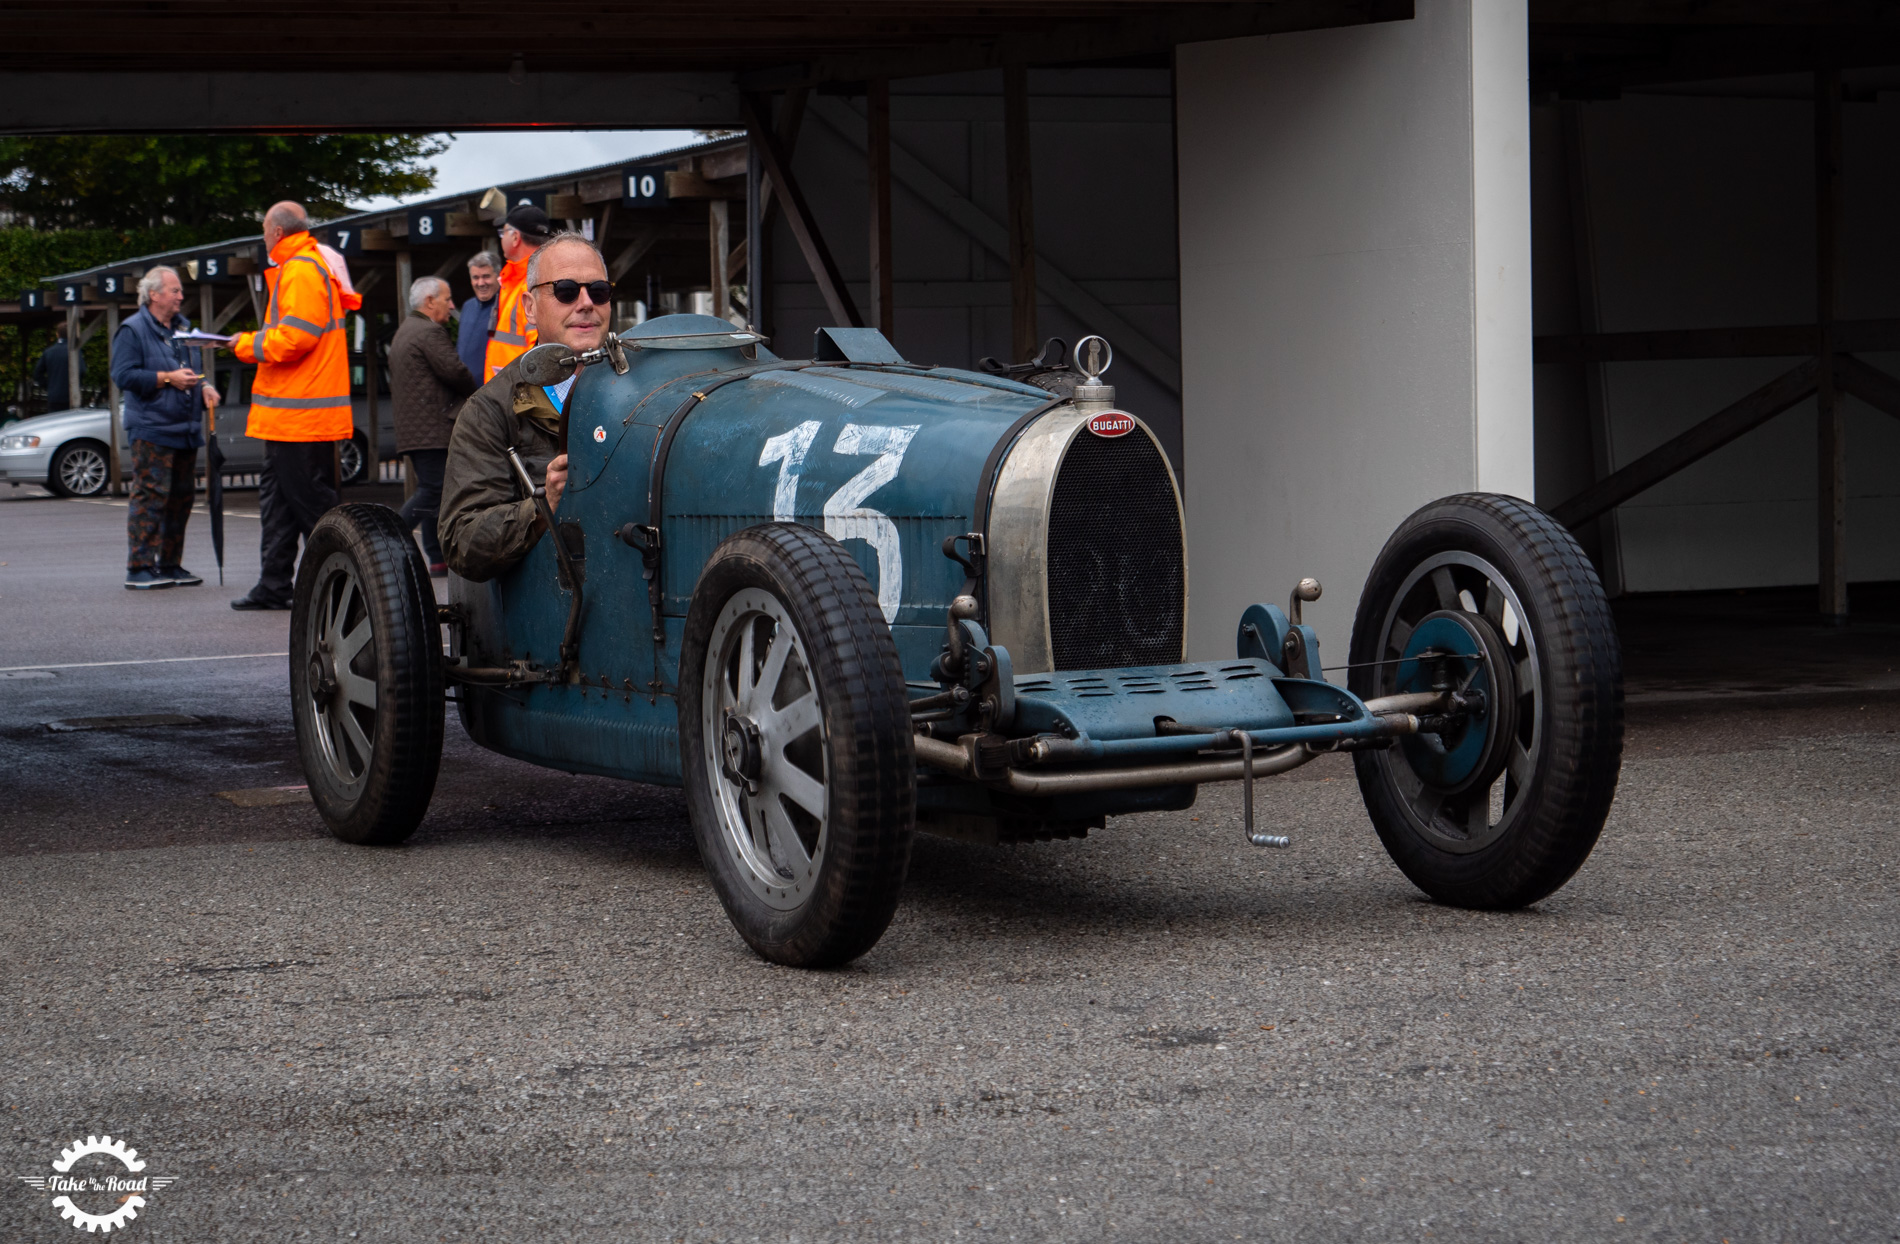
10;0;1897;657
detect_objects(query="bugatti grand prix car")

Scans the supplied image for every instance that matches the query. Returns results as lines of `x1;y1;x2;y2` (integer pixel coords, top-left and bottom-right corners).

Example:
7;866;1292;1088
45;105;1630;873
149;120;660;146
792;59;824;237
290;315;1623;967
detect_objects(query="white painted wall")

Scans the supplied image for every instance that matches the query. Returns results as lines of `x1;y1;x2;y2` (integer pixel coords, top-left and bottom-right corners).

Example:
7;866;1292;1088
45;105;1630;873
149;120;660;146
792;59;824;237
1176;0;1534;663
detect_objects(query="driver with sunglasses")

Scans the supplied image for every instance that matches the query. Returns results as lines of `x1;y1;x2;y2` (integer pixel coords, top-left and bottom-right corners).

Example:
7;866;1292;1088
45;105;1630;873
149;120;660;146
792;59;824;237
439;232;615;581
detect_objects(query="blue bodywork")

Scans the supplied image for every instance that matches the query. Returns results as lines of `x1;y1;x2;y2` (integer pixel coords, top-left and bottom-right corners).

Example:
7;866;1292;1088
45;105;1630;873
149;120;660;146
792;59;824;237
451;315;1378;809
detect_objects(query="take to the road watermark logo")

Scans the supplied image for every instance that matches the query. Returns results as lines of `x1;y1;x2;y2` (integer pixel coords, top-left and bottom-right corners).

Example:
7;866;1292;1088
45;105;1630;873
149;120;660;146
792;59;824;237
16;1135;177;1233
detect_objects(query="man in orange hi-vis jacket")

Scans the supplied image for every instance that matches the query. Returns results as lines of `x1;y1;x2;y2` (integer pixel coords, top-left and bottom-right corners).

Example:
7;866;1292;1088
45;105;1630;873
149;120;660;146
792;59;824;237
228;200;363;610
482;204;551;381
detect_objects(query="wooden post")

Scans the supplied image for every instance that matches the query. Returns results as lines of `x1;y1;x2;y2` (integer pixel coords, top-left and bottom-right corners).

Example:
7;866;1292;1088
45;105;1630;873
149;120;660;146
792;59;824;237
395;250;413;323
1560;103;1622;595
746;130;764;331
1004;62;1037;364
105;303;124;496
709;200;731;323
362;343;379;488
868;77;895;339
742;92;862;329
1815;68;1846;621
64;303;80;410
595;203;615;263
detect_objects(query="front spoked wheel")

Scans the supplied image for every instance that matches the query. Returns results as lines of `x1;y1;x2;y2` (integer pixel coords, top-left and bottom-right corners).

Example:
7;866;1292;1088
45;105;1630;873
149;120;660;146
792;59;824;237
680;523;915;967
703;587;831;908
1350;493;1622;908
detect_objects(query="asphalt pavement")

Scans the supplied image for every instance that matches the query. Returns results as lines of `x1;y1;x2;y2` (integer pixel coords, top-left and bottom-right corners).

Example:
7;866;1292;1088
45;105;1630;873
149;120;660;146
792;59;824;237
2;487;1897;1242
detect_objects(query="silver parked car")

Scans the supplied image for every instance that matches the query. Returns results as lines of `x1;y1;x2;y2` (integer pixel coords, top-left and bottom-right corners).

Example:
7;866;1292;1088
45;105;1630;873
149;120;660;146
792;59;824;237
0;394;397;496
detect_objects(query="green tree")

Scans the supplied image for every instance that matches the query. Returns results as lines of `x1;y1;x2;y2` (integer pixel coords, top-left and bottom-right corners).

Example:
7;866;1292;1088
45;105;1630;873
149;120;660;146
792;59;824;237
0;134;446;232
1;134;446;418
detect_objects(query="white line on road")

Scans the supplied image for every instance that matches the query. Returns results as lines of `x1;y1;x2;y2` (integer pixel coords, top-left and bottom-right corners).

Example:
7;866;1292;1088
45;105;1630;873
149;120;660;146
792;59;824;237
0;652;288;673
66;497;262;518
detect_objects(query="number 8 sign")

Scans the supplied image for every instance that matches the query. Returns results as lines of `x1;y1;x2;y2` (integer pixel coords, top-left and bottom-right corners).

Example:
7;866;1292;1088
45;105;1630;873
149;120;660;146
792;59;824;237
408;208;446;241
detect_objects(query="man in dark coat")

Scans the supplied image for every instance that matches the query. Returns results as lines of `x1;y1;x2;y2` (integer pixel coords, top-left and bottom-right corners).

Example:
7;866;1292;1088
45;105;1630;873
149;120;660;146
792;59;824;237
31;321;84;412
391;276;477;573
456;251;500;385
111;265;218;589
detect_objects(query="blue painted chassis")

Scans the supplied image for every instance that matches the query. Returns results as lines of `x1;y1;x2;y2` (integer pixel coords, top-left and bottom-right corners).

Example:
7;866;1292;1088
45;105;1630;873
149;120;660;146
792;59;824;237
451;316;1392;803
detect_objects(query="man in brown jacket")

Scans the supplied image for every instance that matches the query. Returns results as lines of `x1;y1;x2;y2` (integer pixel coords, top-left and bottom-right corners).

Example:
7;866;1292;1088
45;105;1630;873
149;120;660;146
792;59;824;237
391;276;478;573
441;232;608;580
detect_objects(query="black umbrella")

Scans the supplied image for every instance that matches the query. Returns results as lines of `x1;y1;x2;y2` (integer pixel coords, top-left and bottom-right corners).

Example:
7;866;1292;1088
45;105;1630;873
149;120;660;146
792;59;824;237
199;345;226;585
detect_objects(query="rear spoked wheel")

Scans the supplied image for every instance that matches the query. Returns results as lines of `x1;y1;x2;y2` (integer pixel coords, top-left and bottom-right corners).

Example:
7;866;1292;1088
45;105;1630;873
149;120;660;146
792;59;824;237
290;504;444;845
1350;494;1622;908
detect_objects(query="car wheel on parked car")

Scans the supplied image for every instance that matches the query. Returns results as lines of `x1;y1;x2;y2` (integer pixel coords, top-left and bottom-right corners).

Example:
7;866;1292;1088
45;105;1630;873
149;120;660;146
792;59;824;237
680;522;916;968
48;439;110;497
291;503;445;846
1348;492;1623;910
337;431;370;486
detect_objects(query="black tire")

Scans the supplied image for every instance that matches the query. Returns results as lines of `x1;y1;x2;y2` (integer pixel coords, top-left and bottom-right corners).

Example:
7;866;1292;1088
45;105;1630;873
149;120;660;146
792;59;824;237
337;432;369;486
1349;493;1622;909
48;438;110;497
680;522;916;968
290;503;444;845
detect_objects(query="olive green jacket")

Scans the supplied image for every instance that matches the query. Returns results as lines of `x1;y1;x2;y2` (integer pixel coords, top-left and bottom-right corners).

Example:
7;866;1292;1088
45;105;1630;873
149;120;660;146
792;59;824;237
439;361;564;581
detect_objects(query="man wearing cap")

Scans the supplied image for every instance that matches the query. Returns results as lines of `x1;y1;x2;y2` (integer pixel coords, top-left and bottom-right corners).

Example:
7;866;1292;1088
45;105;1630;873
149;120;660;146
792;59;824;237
483;205;551;382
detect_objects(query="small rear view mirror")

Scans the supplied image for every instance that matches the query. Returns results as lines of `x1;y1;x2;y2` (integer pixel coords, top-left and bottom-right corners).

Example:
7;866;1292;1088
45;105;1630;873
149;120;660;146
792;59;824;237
518;342;577;387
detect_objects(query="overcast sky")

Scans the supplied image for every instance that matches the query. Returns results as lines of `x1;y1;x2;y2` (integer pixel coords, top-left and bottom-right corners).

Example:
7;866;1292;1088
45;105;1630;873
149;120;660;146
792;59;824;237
356;129;705;210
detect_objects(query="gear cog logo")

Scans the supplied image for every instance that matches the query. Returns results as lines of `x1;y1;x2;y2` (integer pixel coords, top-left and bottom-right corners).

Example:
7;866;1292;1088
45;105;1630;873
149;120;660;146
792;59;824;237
16;1134;177;1233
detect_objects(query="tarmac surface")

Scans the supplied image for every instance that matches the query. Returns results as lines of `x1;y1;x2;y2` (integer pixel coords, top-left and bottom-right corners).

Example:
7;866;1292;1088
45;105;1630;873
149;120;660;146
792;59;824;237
2;485;1897;1241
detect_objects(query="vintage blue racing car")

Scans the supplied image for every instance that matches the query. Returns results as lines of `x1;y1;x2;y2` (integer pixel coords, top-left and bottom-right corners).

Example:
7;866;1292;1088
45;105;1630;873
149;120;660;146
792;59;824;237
290;316;1623;967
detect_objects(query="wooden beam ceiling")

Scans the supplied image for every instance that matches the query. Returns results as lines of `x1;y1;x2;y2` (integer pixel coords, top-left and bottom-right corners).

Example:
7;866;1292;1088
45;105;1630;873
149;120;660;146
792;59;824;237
0;2;1407;76
0;0;1889;130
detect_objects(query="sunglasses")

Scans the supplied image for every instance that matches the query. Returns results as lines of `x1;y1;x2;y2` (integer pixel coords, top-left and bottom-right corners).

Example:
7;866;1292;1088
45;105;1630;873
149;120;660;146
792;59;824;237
531;279;613;305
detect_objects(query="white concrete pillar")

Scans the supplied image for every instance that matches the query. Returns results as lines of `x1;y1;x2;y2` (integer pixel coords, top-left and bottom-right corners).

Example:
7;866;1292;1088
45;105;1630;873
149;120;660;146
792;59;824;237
1176;0;1533;662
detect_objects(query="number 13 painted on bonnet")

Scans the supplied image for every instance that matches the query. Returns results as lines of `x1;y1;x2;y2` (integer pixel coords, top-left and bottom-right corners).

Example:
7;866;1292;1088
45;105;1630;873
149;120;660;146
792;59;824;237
760;421;922;624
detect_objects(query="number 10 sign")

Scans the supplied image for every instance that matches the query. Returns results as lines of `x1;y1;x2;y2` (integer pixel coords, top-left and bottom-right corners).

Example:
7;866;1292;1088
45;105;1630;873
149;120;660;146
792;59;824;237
622;165;668;209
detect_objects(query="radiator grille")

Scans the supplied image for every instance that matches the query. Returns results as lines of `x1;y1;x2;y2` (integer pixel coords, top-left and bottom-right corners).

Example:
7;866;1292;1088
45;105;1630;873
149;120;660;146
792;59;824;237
1044;429;1184;670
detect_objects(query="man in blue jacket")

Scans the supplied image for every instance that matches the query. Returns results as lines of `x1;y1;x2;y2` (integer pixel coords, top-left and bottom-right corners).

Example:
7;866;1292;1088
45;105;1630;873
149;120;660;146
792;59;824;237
456;251;500;384
111;265;219;590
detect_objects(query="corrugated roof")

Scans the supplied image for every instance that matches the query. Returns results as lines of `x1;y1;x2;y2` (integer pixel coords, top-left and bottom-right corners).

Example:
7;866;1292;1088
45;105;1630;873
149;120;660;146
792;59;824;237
40;133;743;285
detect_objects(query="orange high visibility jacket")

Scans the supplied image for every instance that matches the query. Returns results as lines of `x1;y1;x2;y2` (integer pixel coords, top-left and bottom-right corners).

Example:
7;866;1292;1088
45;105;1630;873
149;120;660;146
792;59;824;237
232;231;361;442
483;256;536;381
